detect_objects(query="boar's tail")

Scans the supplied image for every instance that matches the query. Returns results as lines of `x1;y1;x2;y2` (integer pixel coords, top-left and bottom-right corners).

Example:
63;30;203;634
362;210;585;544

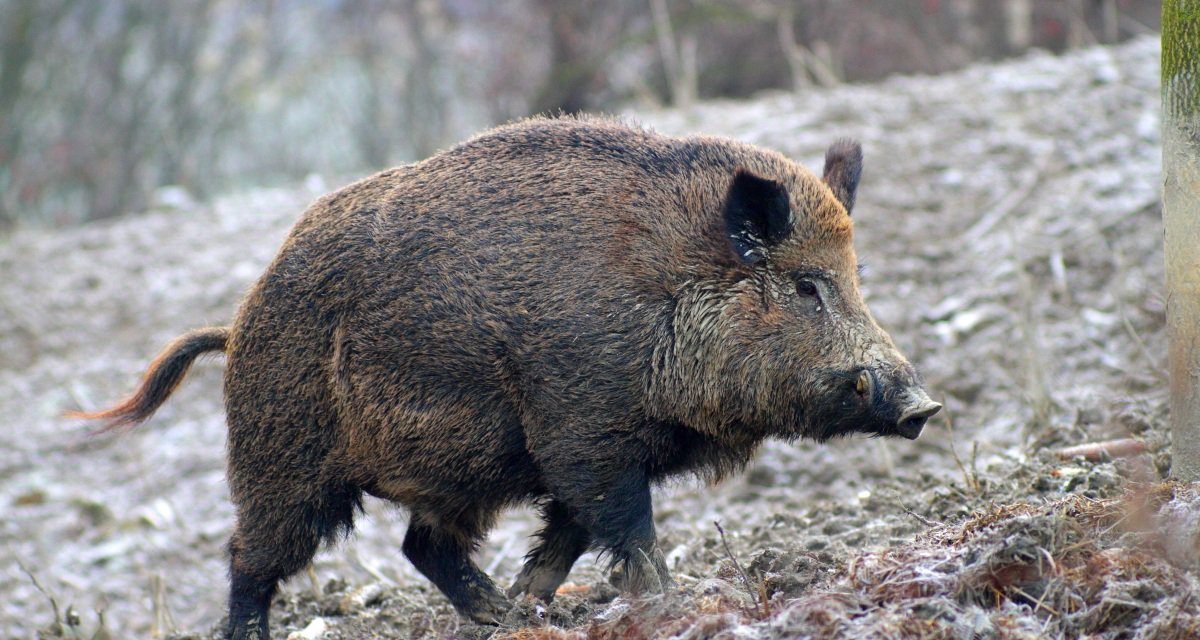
68;327;230;433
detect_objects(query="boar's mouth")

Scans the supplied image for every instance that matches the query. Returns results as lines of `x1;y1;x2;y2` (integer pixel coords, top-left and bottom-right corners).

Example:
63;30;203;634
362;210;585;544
801;368;941;442
805;404;880;442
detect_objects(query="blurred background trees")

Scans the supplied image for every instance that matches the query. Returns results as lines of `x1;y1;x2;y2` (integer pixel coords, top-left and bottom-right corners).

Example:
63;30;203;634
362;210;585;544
0;0;1159;229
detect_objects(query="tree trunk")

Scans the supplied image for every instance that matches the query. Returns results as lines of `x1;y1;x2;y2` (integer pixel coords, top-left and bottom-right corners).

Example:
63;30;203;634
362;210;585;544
0;0;39;228
777;6;810;92
777;6;839;91
1066;0;1094;49
1101;0;1120;43
650;0;694;108
1163;1;1200;481
1003;0;1032;53
401;0;445;160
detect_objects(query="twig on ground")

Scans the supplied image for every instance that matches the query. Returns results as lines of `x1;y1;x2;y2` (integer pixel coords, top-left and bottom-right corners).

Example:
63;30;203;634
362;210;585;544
66;380;96;416
1110;241;1167;380
93;609;112;640
1118;307;1164;379
349;548;397;585
1014;232;1055;433
971;442;980;489
1099;197;1159;233
307;565;322;598
964;150;1054;243
150;573;176;638
18;560;62;630
485;532;519;575
1055;438;1146;462
1012;585;1062;617
714;521;769;619
943;404;981;494
900;506;943;528
875;438;895;478
636;548;665;595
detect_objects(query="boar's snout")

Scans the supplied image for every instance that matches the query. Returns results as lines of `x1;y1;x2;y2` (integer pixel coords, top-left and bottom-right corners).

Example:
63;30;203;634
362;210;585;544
854;368;941;440
894;391;942;440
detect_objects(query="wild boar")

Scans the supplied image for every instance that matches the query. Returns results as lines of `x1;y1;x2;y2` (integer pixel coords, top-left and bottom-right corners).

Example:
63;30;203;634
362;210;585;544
77;116;940;639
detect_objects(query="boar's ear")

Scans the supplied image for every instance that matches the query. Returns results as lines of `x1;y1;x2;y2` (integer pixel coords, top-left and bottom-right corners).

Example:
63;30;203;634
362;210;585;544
822;139;863;214
724;170;792;265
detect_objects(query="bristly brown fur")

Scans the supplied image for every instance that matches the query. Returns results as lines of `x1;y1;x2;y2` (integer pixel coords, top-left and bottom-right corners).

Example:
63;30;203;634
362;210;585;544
76;115;935;639
69;327;228;433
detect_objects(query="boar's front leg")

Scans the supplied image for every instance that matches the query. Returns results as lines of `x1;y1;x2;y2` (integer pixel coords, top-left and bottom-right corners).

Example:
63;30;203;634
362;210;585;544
402;516;510;624
599;475;672;596
509;499;592;601
540;452;673;595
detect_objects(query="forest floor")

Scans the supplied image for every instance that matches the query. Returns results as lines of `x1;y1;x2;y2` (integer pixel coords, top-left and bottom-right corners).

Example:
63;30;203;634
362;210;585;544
3;36;1193;639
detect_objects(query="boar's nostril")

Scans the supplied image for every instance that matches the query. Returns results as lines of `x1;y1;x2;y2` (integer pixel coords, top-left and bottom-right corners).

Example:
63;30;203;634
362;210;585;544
895;402;941;440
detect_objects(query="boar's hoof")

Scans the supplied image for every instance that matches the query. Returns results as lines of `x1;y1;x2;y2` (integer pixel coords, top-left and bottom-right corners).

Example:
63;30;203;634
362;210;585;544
508;565;569;602
463;586;512;625
609;547;673;595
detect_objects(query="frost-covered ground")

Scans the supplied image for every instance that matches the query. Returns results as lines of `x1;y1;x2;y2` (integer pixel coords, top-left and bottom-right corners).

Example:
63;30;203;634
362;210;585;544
0;36;1178;638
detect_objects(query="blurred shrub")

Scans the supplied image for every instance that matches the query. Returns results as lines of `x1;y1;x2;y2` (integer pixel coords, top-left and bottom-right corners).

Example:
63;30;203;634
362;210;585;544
0;0;1159;228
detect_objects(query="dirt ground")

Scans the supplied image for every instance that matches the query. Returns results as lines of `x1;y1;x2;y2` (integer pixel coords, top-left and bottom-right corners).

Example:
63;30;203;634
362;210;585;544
2;36;1186;639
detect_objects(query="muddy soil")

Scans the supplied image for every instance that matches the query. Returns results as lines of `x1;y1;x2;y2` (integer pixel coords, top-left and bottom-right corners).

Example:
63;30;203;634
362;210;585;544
2;36;1182;639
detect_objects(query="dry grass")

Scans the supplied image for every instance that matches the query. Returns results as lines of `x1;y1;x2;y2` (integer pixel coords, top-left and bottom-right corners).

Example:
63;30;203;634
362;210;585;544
487;483;1200;640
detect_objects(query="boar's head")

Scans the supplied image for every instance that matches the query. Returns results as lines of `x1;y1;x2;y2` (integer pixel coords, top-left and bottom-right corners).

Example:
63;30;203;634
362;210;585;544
654;140;940;445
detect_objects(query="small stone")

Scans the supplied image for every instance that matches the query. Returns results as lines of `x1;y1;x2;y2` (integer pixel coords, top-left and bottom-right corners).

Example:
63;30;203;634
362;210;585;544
337;583;385;615
287;617;327;640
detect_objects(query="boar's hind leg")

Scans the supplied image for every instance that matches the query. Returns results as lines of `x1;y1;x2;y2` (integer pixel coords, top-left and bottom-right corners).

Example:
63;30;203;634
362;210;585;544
508;500;591;601
227;486;360;640
402;515;510;624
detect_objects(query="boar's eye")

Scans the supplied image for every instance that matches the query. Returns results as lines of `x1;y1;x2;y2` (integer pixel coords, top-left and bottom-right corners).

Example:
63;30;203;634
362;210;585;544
796;278;819;298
